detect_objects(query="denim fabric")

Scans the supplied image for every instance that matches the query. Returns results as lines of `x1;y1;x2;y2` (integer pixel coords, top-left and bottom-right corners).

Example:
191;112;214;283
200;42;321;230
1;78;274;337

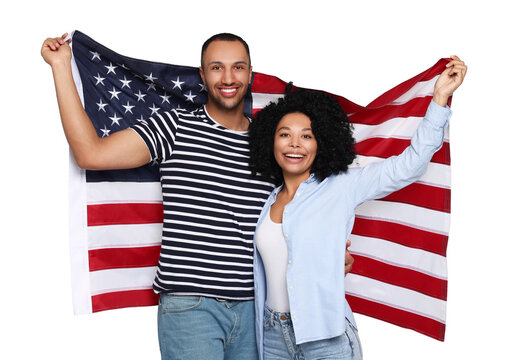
157;294;258;360
263;305;362;360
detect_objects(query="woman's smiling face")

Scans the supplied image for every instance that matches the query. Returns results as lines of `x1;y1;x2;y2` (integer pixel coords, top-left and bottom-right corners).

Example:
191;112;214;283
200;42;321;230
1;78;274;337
273;112;318;181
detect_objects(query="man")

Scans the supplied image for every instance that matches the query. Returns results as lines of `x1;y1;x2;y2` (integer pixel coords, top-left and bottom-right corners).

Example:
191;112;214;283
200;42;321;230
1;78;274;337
42;32;354;360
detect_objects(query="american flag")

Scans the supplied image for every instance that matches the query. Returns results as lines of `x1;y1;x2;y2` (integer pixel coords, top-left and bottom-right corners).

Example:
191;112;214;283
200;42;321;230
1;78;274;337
68;30;451;341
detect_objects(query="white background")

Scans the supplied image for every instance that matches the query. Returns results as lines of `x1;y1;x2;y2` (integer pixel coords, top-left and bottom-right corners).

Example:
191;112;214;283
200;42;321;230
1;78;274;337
1;0;524;359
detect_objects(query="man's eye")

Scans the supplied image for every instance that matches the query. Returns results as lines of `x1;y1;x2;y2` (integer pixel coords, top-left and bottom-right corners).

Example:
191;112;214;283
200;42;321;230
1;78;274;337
211;65;221;70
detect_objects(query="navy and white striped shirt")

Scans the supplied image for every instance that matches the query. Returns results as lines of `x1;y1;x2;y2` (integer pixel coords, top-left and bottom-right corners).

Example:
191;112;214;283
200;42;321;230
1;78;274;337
132;106;275;299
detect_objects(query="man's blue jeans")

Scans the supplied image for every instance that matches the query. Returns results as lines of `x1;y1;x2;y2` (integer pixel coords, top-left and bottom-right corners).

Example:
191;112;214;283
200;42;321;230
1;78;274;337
158;294;258;360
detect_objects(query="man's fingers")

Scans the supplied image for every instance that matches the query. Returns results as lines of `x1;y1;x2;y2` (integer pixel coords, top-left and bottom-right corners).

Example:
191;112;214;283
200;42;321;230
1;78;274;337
62;33;72;43
43;35;70;51
44;38;59;50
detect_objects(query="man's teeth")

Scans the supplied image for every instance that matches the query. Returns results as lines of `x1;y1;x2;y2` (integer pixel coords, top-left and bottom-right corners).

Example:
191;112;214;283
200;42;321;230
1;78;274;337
285;154;304;158
221;88;236;93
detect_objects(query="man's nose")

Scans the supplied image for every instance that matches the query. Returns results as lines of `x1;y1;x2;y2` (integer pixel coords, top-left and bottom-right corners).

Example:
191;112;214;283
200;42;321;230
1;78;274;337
222;68;233;84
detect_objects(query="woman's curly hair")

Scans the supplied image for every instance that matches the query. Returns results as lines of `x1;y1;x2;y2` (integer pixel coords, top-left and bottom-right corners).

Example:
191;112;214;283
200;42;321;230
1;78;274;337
249;84;356;184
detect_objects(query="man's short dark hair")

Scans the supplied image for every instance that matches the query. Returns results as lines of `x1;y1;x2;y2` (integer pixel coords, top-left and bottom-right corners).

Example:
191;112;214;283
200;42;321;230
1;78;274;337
201;33;251;67
249;85;357;184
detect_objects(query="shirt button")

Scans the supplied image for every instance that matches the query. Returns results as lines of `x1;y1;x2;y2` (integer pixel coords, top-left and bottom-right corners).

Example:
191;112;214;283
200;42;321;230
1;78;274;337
285;234;288;238
289;286;293;290
292;315;296;320
288;260;292;264
284;210;288;214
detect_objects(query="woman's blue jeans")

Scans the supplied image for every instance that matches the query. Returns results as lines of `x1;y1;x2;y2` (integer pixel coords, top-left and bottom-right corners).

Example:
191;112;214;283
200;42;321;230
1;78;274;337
263;305;363;360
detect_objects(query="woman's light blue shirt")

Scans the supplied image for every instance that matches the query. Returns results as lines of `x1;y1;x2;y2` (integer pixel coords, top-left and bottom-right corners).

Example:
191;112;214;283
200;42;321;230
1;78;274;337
253;101;452;357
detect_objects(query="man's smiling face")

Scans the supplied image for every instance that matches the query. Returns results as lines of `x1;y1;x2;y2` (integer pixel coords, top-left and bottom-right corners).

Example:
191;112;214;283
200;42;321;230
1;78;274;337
200;40;252;113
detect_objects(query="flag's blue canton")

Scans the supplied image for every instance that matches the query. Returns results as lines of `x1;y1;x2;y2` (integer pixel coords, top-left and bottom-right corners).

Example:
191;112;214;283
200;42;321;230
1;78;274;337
71;31;254;182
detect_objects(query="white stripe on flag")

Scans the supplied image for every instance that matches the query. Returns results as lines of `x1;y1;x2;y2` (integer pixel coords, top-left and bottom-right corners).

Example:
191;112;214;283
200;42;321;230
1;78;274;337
90;267;158;296
353;115;450;142
345;274;447;323
351;156;451;189
355;200;450;235
86;181;162;204
88;223;162;250
390;75;438;105
252;92;284;110
69;33;93;315
349;235;447;279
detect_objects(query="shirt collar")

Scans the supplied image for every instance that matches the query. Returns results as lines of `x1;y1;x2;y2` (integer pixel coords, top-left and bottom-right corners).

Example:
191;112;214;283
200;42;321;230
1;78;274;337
270;174;317;199
305;173;317;184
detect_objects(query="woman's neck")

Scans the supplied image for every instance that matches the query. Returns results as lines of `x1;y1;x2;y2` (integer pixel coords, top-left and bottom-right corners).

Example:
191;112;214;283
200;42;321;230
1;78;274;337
281;172;311;198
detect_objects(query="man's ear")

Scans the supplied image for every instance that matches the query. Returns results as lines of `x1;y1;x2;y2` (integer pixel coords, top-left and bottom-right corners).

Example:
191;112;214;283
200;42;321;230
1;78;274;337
199;66;205;84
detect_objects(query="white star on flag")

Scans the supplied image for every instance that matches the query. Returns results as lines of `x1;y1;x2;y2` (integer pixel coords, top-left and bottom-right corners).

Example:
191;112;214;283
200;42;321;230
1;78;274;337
108;87;121;100
134;90;146;102
147;82;157;91
90;51;101;61
160;93;171;104
96;99;108;112
93;73;105;86
122;101;135;114
100;125;111;137
109;113;123;126
184;90;196;103
149;104;160;115
145;72;158;82
171;76;184;90
105;62;117;75
119;76;132;89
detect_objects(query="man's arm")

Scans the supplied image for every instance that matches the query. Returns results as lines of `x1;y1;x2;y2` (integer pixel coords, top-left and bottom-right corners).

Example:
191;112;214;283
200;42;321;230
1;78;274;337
345;240;354;275
42;34;150;170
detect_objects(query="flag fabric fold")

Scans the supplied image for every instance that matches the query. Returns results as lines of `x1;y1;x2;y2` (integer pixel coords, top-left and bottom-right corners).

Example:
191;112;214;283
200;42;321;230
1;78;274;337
68;30;451;341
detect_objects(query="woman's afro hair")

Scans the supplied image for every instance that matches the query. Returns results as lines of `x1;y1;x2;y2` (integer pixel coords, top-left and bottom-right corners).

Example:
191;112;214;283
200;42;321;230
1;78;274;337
249;84;356;184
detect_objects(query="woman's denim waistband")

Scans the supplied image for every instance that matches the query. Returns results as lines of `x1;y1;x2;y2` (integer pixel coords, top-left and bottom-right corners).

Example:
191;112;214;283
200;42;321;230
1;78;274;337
264;304;293;327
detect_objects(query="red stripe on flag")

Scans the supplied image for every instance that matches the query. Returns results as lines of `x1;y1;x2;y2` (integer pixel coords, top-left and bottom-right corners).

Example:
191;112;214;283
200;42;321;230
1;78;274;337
346;294;445;341
352;217;448;256
366;59;449;108
89;246;161;271
350;255;447;300
350;97;432;125
252;72;288;94
87;203;164;226
92;289;159;313
252;73;364;115
380;182;451;213
355;138;450;165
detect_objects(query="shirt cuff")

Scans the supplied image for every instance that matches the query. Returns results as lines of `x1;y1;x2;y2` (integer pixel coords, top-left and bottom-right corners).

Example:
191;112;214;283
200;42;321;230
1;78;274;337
426;100;452;128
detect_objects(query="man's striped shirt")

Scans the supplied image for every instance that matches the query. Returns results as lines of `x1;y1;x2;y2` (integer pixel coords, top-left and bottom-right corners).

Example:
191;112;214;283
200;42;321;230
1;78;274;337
132;106;275;299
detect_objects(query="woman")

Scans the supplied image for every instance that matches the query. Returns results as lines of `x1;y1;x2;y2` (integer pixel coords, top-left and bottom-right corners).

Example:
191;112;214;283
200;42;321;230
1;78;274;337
248;57;466;360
